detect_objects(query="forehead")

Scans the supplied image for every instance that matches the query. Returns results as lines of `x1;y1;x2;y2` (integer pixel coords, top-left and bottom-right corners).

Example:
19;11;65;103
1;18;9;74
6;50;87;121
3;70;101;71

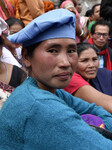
38;38;76;47
77;0;81;5
95;25;109;33
79;48;97;57
94;5;100;12
10;24;23;30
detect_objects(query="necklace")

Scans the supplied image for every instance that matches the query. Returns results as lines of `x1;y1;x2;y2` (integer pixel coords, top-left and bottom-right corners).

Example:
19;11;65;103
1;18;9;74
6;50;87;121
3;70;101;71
2;62;8;84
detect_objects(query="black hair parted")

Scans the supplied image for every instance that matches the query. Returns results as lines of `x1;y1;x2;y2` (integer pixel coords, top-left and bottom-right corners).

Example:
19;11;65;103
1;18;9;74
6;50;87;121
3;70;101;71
5;17;25;28
91;19;111;35
77;42;99;56
85;9;92;17
91;3;101;15
59;0;65;7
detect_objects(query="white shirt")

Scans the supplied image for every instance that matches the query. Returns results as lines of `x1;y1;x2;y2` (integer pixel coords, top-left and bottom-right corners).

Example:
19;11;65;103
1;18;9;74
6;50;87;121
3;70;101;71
0;47;22;68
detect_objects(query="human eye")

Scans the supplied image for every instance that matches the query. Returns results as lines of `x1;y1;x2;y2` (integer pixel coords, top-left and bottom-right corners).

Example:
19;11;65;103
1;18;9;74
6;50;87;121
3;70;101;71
48;49;58;53
68;48;77;53
96;32;100;36
103;33;108;37
80;58;88;62
93;57;98;61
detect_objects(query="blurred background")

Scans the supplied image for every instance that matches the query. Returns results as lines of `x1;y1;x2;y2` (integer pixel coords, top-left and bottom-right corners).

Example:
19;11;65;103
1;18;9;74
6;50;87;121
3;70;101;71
49;0;101;15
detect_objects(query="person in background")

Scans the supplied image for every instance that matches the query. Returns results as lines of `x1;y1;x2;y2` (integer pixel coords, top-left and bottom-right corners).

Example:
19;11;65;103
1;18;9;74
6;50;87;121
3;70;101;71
87;3;102;38
75;0;81;13
0;0;15;20
60;0;86;43
100;0;112;48
0;17;27;109
43;0;55;12
82;9;93;39
91;3;102;22
100;0;112;23
76;0;88;40
0;9;112;149
8;0;45;26
87;19;112;70
64;42;112;114
5;17;25;35
1;17;25;68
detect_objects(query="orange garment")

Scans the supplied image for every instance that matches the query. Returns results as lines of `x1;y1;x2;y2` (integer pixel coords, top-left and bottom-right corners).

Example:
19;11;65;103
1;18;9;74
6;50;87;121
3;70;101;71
43;1;54;12
8;0;21;19
8;0;44;26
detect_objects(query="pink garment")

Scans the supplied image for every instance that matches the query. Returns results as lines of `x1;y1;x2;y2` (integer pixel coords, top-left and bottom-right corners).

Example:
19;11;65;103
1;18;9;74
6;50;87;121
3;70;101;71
63;73;90;94
60;0;82;43
75;8;82;43
0;7;7;20
0;0;15;20
60;0;74;9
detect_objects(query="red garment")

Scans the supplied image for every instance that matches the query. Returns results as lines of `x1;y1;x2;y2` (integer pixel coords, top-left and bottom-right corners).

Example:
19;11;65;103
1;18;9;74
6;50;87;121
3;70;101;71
63;73;89;94
88;38;112;70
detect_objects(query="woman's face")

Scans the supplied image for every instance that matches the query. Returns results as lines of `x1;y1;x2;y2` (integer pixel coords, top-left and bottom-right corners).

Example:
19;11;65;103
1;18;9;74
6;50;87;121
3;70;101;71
77;48;99;81
24;38;78;93
71;0;78;7
9;24;23;35
76;0;82;13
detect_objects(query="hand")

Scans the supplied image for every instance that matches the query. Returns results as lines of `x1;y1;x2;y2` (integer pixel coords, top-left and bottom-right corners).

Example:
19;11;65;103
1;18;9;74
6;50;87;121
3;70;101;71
1;35;21;53
67;7;76;15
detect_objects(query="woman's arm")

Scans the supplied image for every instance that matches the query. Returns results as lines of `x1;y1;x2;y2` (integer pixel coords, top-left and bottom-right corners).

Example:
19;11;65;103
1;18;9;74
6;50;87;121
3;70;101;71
73;85;112;114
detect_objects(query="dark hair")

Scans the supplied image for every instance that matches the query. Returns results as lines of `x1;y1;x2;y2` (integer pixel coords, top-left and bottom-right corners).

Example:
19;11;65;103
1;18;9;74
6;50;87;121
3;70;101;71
77;43;99;56
85;9;92;17
25;42;41;57
91;3;101;15
0;36;3;45
91;19;111;35
59;0;65;6
5;17;25;28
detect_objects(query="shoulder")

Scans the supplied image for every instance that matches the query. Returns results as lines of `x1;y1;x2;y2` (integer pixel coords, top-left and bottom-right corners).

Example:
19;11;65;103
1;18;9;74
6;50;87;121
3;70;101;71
64;73;89;94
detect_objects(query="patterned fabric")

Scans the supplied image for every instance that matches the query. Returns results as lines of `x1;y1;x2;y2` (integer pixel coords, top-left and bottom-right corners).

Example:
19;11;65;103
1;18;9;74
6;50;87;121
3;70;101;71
81;114;105;129
0;81;14;109
0;81;14;93
0;0;15;20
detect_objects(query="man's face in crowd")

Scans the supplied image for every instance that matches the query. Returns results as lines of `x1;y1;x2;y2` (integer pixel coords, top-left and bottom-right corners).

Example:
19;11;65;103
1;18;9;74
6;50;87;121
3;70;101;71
91;25;109;50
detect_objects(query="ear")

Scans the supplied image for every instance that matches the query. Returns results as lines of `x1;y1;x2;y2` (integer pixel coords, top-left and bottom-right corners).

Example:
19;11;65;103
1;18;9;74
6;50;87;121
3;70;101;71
22;48;31;67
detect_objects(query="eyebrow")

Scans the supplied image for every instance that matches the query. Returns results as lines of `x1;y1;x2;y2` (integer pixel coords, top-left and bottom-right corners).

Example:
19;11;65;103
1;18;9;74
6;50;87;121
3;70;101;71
46;43;77;48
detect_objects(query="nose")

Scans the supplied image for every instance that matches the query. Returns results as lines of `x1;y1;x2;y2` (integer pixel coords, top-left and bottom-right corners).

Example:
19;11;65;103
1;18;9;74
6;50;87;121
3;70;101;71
99;35;105;39
88;61;95;67
58;53;71;68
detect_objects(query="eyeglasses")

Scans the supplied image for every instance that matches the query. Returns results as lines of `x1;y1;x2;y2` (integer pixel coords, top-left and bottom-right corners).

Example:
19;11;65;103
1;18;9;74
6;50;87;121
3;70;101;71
94;32;109;38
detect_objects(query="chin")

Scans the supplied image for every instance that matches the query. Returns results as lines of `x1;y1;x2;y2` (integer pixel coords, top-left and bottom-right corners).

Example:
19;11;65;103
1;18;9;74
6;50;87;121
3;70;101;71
89;76;96;80
55;83;70;89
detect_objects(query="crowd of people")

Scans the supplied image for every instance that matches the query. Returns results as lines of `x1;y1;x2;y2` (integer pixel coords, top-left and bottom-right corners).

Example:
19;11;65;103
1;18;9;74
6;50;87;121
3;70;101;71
0;0;112;149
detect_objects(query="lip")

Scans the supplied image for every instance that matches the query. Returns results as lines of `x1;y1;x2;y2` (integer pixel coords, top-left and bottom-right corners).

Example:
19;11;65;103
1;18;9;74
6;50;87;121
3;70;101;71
54;72;71;80
86;70;96;74
98;41;105;45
